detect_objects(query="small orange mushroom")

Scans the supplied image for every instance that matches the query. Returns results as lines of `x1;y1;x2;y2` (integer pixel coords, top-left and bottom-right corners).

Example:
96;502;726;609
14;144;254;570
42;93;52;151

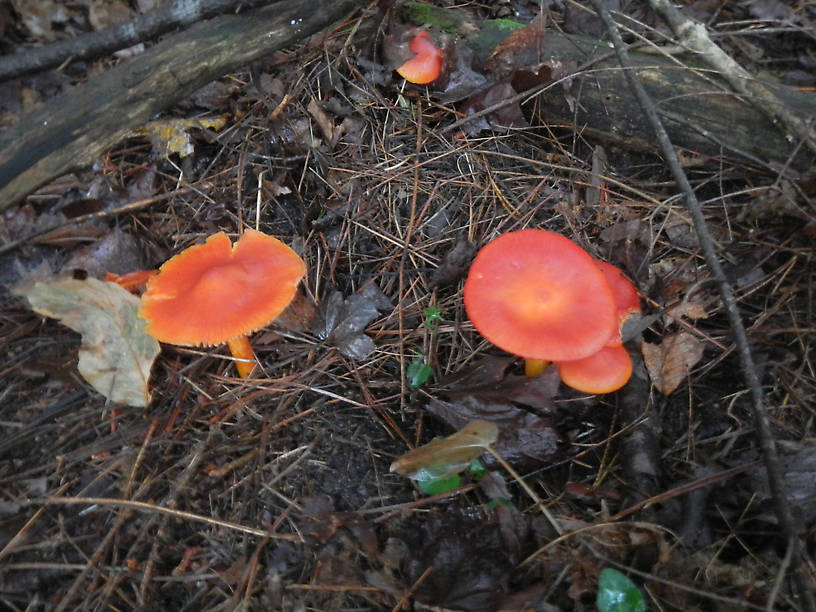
595;260;641;347
557;344;633;394
396;30;443;85
138;229;306;378
105;269;158;292
464;229;618;374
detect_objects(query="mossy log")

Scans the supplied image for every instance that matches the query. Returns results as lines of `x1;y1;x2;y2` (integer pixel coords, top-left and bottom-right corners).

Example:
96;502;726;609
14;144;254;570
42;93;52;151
527;31;815;172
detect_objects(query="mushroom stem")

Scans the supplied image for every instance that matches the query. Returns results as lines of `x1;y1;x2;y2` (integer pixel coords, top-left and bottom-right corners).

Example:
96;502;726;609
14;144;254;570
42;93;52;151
524;358;549;377
227;335;256;378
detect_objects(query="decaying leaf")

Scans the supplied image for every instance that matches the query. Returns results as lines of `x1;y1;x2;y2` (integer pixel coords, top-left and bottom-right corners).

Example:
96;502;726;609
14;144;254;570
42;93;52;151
312;284;392;360
391;420;498;482
483;13;547;77
14;278;160;407
135;116;228;158
642;332;704;395
426;363;561;467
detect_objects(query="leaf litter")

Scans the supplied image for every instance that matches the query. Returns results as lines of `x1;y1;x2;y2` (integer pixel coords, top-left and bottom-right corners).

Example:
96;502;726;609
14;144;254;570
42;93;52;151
13;277;159;407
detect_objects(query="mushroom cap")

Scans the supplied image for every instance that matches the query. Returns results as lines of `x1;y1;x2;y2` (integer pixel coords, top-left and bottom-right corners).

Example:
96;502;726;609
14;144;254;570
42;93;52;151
396;30;443;85
596;260;641;347
464;229;618;361
557;344;632;394
139;229;306;346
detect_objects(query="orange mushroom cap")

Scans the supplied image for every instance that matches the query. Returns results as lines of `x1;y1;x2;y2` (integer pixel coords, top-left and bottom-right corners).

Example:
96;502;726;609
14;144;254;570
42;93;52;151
464;229;618;362
557;344;632;394
396;30;443;85
139;229;306;346
596;260;641;347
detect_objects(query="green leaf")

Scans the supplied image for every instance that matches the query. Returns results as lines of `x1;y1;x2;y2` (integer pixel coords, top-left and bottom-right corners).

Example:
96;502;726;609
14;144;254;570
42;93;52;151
596;568;646;612
407;359;434;388
418;474;462;495
467;458;487;480
423;306;445;331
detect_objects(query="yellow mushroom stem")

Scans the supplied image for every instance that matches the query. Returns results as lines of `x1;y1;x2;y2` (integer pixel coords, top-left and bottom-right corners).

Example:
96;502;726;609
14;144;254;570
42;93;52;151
524;358;549;377
226;335;256;378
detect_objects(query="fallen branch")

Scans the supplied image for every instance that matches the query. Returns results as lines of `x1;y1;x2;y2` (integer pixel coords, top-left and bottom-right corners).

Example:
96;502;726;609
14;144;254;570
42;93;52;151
587;1;815;609
0;0;279;82
0;0;365;210
645;0;816;157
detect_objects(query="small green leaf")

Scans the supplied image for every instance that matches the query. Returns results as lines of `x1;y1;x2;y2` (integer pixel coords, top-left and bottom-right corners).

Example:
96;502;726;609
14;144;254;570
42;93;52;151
418;474;462;495
467;458;487;480
407;359;434;388
423;306;445;331
596;568;646;612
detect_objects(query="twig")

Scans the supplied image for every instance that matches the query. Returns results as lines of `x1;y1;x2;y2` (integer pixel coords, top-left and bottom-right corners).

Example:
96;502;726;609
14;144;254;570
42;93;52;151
45;496;299;541
586;1;814;610
0;0;279;82
645;0;816;156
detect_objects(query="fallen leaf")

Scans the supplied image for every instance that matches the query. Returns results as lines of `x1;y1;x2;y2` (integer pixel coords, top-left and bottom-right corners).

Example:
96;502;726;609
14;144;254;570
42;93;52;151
430;238;475;288
642;332;704;395
307;99;342;148
664;296;708;324
88;0;133;31
425;365;561;468
460;82;528;135
14;278;160;407
11;0;69;42
391;420;498;482
312;284;392;360
483;13;547;77
135;116;228;158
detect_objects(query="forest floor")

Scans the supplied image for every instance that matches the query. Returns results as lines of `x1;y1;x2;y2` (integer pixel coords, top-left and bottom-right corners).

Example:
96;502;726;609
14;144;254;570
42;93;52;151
1;0;815;610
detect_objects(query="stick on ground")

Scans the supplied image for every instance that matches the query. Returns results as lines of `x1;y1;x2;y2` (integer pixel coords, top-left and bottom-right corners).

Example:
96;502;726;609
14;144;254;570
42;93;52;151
586;0;815;609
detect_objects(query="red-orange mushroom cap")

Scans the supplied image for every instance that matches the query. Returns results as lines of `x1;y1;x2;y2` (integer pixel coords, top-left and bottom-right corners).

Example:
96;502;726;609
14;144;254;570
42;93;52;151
396;30;443;85
464;229;618;362
139;229;306;346
596;260;641;347
557;344;632;394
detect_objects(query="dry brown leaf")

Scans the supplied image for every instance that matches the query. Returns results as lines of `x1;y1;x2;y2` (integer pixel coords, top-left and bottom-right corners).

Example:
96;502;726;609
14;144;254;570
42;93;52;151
135;116;228;158
665;297;708;324
14;278;160;407
390;420;498;481
642;332;704;395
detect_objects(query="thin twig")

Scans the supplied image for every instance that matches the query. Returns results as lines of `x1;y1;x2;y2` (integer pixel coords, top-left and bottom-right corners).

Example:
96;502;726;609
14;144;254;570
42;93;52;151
586;2;814;609
45;496;299;541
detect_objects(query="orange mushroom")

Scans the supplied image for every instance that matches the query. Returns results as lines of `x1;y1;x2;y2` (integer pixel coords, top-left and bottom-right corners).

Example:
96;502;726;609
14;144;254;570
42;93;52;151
138;229;306;378
105;269;158;292
396;30;443;85
595;260;641;347
557;344;632;394
464;229;618;375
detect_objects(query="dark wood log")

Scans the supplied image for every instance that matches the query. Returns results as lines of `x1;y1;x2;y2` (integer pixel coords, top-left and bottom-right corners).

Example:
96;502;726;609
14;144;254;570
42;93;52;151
530;32;816;172
0;0;280;82
0;0;365;210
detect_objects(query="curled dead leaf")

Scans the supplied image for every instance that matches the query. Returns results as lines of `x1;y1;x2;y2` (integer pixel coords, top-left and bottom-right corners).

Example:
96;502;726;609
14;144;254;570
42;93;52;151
642;332;704;395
